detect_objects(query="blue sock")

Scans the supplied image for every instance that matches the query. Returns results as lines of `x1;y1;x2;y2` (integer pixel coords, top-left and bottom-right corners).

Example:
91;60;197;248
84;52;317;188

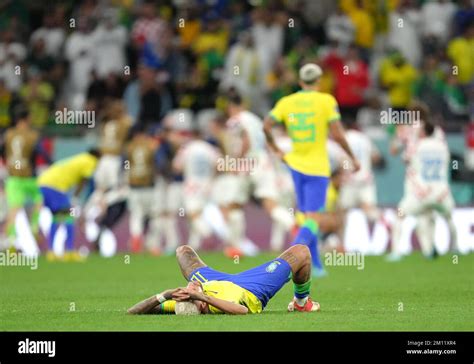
292;219;323;269
49;219;59;250
65;217;75;251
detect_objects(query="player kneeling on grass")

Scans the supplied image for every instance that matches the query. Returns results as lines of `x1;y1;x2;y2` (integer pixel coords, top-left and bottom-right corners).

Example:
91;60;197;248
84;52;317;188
127;244;320;314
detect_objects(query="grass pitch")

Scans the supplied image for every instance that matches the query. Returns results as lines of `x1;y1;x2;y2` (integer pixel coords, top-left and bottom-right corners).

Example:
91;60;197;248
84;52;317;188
0;252;473;331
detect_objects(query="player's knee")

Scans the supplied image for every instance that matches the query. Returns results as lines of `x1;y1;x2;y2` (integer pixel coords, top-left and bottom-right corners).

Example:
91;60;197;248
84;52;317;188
176;245;193;257
289;244;311;264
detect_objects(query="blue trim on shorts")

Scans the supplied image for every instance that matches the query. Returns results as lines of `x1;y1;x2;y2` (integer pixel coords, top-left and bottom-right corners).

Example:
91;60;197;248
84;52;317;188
39;187;71;213
289;168;329;213
188;258;292;308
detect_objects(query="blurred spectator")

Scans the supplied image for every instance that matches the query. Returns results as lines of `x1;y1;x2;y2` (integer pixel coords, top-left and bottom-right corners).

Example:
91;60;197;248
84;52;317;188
345;0;375;59
324;45;370;122
64;17;96;110
0;78;18;129
266;58;298;106
131;0;168;57
251;8;285;79
92;8;128;79
19;68;54;128
26;38;54;75
87;72;126;115
325;5;355;48
379;50;418;109
453;0;474;36
30;12;66;58
447;21;474;86
220;32;264;114
388;0;422;67
420;0;457;47
0;30;27;92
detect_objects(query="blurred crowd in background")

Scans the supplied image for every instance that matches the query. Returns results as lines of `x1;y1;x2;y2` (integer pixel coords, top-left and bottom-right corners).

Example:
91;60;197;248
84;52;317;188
0;0;472;137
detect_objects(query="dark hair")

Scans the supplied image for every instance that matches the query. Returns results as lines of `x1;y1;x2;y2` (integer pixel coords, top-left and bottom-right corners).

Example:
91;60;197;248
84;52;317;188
87;148;101;158
227;90;243;106
13;105;29;125
423;119;435;137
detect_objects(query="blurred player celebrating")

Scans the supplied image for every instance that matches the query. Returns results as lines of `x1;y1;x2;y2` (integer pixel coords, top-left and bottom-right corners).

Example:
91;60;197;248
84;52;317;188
0;107;50;250
125;125;159;254
338;121;383;222
171;121;221;249
264;63;359;276
216;93;294;257
389;119;458;261
38;149;100;261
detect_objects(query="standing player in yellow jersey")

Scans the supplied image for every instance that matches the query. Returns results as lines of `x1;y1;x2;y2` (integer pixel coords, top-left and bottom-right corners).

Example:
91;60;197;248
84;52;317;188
263;63;360;276
127;244;320;314
38;150;100;261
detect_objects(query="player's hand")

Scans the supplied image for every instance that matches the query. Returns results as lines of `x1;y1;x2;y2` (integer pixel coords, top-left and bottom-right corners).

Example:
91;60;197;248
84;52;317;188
272;147;285;163
171;288;191;301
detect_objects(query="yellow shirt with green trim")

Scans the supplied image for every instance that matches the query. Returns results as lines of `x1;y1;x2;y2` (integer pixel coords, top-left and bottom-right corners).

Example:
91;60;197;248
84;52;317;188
202;280;262;314
38;153;98;192
269;90;341;176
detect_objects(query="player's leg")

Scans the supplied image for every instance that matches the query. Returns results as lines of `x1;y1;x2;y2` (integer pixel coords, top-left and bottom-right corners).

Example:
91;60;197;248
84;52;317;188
415;211;436;258
164;181;182;252
175;245;208;280
292;171;329;275
127;189;145;252
27;178;43;239
4;177;25;249
279;244;320;312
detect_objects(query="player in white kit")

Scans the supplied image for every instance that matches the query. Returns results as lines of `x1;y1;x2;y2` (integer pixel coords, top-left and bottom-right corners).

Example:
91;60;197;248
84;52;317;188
389;119;457;260
172;129;222;249
338;123;382;222
213;93;294;256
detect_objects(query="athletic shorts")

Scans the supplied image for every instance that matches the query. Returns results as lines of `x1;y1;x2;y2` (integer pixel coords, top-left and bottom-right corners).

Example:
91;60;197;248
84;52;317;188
39;186;71;213
289;168;329;213
188;258;291;308
5;176;42;208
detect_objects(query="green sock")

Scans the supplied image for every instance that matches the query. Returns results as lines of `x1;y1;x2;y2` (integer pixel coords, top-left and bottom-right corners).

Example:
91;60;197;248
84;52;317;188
7;224;16;238
31;210;40;234
294;279;311;301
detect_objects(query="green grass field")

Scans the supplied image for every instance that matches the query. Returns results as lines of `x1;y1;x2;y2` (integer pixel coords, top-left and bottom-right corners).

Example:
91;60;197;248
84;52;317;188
0;252;473;331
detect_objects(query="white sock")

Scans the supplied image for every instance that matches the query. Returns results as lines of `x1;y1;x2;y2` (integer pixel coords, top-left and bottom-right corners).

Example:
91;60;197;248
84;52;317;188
270;206;294;230
416;213;435;257
228;209;245;248
295;296;308;306
270;222;286;251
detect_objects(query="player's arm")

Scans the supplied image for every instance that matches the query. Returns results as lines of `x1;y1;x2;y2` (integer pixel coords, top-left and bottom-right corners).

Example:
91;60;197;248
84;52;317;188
263;116;284;160
127;288;180;315
329;120;360;172
239;128;250;158
174;289;249;315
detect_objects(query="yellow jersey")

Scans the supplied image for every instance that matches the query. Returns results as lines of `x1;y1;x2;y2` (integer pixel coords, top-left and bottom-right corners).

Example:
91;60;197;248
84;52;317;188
202;280;262;314
269;90;341;176
38;153;98;192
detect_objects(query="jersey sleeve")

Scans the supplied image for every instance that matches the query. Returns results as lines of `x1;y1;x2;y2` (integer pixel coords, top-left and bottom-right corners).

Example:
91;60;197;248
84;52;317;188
81;156;97;179
326;94;341;124
269;98;286;123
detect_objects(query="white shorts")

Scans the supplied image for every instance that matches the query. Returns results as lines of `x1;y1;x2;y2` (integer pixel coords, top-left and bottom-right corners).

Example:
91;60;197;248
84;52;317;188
339;181;377;210
183;179;212;215
398;186;455;217
153;178;183;215
127;187;155;217
94;154;122;190
212;153;279;206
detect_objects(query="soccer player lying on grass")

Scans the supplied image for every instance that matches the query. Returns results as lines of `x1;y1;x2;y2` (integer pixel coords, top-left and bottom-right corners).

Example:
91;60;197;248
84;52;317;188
127;244;320;315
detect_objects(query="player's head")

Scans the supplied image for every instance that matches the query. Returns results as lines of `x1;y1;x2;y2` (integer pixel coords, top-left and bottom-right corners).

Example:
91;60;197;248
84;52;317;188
298;63;322;89
226;89;244;116
87;148;101;159
183;280;207;314
12;105;30;126
408;100;430;125
421;119;435;138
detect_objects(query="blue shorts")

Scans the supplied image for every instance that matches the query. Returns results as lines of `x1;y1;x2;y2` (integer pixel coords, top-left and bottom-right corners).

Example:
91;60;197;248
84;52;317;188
289;168;329;213
40;187;71;213
188;258;292;308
